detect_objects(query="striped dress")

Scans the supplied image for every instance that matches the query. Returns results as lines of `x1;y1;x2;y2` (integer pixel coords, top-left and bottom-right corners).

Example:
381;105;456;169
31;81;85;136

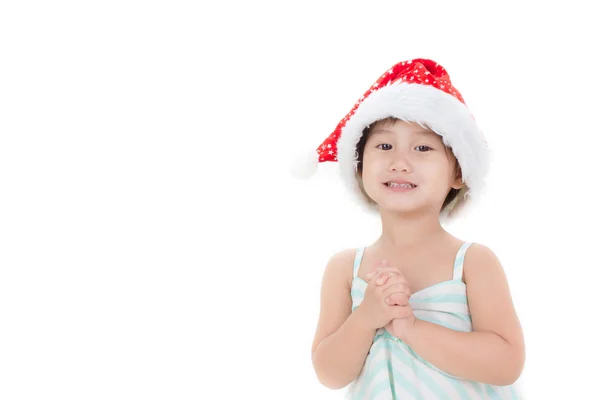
345;242;520;400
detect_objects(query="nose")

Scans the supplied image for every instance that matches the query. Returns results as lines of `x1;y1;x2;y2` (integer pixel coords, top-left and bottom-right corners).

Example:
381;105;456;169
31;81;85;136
388;149;412;172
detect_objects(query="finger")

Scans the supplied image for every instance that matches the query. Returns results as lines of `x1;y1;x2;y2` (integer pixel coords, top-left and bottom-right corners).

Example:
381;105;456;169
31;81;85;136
372;268;406;285
383;289;411;307
371;269;400;285
366;262;382;280
380;274;410;289
365;269;378;280
376;271;399;285
373;266;405;276
367;266;406;285
384;283;410;298
382;282;411;299
370;259;387;272
386;292;410;306
365;266;402;280
381;280;410;292
373;269;407;287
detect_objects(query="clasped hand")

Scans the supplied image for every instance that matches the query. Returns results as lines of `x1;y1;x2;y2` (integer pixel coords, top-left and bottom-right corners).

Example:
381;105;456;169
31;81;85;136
362;260;417;341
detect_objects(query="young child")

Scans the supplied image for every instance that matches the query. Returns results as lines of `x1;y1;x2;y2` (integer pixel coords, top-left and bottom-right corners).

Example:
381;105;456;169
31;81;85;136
293;59;525;399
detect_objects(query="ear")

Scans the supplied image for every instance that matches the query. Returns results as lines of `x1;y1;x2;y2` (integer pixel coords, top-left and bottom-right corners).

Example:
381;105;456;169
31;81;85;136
450;156;465;190
451;177;466;190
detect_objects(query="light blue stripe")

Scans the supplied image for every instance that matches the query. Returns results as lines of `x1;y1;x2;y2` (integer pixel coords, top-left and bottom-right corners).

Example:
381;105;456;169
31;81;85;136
356;351;387;400
352;277;367;288
353;247;364;279
416;279;465;293
350;289;364;299
352;362;369;400
509;385;519;399
366;359;420;400
355;341;390;400
367;339;422;399
387;350;397;399
445;376;473;399
368;338;449;399
367;367;397;399
485;384;502;399
386;339;453;400
448;311;471;323
415;309;471;323
417;308;471;321
352;352;372;400
470;381;486;398
412;294;468;304
369;379;400;399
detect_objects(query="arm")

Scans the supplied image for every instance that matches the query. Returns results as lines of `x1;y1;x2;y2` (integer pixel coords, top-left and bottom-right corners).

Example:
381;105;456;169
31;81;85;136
402;244;525;386
404;320;522;385
311;250;377;389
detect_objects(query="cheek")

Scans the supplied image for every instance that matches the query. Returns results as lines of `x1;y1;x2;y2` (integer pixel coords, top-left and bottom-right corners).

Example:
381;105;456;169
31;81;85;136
358;167;380;193
360;170;377;188
362;152;386;171
360;158;383;179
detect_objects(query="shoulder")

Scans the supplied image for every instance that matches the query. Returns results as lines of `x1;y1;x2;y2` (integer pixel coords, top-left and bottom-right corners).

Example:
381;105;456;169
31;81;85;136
463;242;506;284
323;248;359;288
327;247;358;265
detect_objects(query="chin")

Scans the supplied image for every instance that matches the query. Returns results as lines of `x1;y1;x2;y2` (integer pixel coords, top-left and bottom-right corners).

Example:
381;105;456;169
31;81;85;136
371;195;434;214
381;205;421;214
374;198;417;212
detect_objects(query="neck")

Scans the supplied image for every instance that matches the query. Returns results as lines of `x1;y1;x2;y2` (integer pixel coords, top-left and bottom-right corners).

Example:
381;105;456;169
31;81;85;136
375;207;446;250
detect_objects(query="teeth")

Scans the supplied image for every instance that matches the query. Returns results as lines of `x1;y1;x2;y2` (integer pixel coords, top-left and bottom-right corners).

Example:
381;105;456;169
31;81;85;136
387;182;415;188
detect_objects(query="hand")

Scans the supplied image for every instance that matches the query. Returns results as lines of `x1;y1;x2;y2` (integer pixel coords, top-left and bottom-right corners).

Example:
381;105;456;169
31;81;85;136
368;260;417;341
356;260;413;331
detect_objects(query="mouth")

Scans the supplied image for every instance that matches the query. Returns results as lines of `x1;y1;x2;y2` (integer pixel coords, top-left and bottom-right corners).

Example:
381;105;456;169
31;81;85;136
384;182;417;189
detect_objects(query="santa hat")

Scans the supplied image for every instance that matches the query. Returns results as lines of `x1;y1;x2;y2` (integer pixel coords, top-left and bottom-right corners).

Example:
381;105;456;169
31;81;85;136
291;58;491;221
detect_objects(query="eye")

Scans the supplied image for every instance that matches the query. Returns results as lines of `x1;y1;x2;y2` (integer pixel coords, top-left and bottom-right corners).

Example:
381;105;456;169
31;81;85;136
416;145;433;152
376;143;392;150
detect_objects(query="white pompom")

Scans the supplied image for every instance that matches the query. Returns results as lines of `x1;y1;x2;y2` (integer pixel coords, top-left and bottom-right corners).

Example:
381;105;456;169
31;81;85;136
290;149;319;179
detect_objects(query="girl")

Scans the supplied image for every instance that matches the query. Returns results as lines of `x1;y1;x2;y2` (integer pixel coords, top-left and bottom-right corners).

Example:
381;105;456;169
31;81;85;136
293;59;525;399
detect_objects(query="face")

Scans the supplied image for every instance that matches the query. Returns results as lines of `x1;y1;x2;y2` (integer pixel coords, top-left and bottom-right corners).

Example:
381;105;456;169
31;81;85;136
360;120;465;214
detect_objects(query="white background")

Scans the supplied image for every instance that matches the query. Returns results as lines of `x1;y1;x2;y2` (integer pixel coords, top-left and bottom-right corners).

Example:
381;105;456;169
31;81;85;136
1;1;599;399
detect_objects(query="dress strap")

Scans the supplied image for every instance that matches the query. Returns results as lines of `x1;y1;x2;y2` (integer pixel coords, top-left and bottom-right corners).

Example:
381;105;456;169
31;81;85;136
353;247;366;279
453;242;474;281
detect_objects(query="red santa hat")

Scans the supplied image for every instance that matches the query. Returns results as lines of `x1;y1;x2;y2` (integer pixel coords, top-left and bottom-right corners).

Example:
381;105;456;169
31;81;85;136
291;58;491;220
